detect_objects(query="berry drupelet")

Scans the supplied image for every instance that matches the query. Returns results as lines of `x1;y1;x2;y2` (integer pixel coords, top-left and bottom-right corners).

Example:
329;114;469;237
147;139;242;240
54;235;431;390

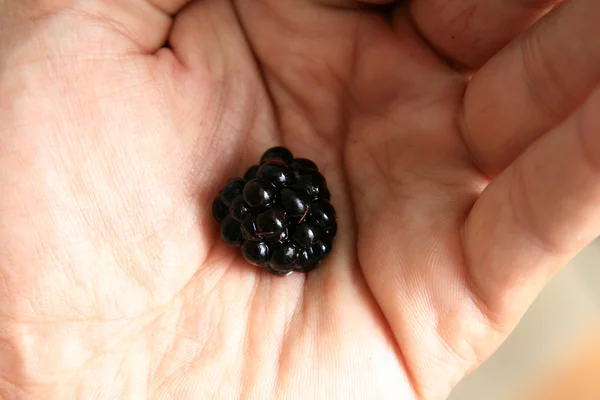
211;146;337;276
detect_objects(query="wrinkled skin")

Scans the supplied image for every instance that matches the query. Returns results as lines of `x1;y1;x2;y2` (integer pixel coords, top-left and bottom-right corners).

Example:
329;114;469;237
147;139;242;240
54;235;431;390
1;0;600;399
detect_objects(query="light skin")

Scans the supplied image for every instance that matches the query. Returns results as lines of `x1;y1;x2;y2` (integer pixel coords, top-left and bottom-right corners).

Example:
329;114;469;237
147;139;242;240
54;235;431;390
0;0;599;398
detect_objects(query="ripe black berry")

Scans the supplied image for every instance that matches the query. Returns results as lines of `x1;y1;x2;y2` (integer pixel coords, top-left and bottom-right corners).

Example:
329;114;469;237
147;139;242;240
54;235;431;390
220;216;244;247
320;186;331;201
260;146;294;165
266;227;289;244
294;170;327;200
229;196;249;222
244;165;259;181
220;179;245;207
312;236;333;260
270;243;298;273
212;197;229;223
243;178;276;209
258;162;294;188
290;158;318;172
295;248;319;272
322;220;337;238
212;146;336;276
242;240;271;266
293;221;321;247
308;200;336;228
241;214;259;241
256;206;288;237
291;159;319;181
280;188;311;218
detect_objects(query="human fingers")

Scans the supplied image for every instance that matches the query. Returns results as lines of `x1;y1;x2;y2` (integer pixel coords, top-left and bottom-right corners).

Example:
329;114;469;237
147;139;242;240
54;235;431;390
464;83;600;328
410;0;560;68
461;0;600;175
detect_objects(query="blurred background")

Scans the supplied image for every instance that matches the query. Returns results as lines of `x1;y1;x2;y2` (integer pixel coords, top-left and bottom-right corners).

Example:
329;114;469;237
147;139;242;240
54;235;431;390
449;239;600;400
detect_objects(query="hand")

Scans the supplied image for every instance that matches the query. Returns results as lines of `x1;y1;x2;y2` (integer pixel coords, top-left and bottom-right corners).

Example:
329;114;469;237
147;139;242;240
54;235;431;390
1;1;598;399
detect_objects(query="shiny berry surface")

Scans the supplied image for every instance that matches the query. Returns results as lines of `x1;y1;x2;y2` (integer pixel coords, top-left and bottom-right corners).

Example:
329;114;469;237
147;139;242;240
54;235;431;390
270;243;298;273
280;188;311;218
212;197;229;223
312;236;333;260
229;195;249;222
320;186;331;201
241;214;258;241
257;162;294;188
322;220;337;238
258;162;294;188
293;221;321;247
294;170;327;200
242;241;271;266
294;248;319;272
213;146;336;276
260;146;294;165
220;216;244;247
256;207;288;237
220;178;245;207
243;178;276;209
308;200;336;228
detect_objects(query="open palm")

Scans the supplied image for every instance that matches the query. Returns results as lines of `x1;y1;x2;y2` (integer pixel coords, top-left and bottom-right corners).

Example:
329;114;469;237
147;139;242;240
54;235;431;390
1;0;599;399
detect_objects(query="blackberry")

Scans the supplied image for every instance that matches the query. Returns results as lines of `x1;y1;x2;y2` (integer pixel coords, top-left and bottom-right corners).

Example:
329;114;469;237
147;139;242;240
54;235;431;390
294;247;319;272
242;240;271;266
241;214;259;241
312;236;333;260
322;220;337;238
258;162;294;188
294;170;327;200
220;216;244;247
211;146;337;276
260;146;294;165
290;158;318;172
270;243;298;273
320;186;331;201
243;178;276;209
291;158;319;181
266;227;289;244
308;200;336;228
244;165;260;181
220;179;245;207
293;221;321;247
212;197;229;223
280;188;311;218
256;206;287;237
229;196;249;222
